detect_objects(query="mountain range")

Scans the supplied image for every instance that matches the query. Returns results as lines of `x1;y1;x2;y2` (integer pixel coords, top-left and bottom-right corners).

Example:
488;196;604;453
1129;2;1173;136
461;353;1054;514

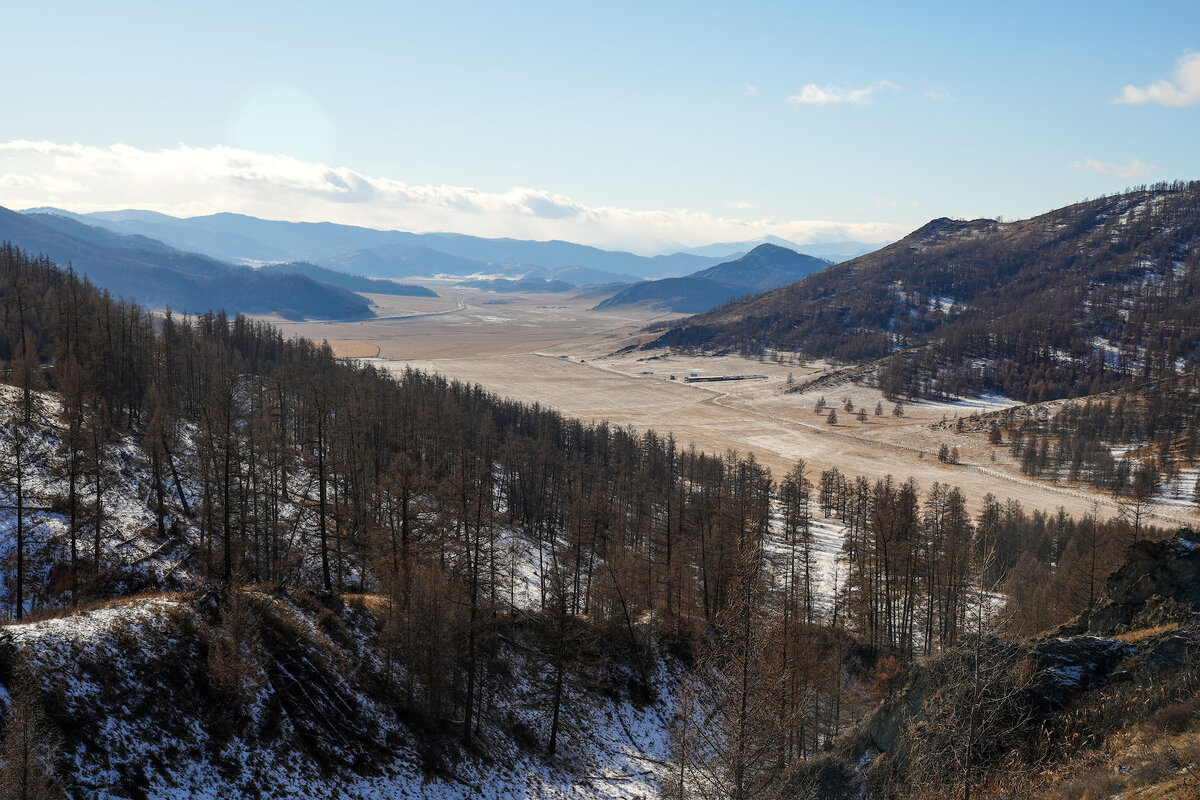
6;206;869;318
254;261;437;297
24;207;737;282
0;207;374;319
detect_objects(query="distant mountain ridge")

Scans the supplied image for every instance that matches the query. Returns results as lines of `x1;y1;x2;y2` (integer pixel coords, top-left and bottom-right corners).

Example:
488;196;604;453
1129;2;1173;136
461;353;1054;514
456;276;576;293
255;262;437;297
594;243;830;313
28;208;732;280
0;208;373;320
674;235;887;262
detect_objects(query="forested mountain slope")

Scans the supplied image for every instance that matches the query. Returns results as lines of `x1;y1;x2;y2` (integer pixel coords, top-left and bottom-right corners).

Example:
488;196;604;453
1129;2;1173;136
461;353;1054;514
649;181;1200;403
0;239;867;797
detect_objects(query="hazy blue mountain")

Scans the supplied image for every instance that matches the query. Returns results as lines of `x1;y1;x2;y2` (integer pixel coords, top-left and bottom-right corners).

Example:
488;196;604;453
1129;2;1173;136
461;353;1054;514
22;211;181;255
521;265;642;286
691;244;829;289
255;262;437;297
671;234;802;259
55;208;302;263
0;208;373;320
456;276;575;293
592;276;749;314
594;244;830;313
28;208;728;279
673;236;887;263
328;244;492;279
411;232;722;278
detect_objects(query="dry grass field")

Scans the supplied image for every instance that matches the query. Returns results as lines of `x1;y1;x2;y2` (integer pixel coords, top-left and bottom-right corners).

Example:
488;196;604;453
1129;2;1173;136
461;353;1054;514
265;283;1198;526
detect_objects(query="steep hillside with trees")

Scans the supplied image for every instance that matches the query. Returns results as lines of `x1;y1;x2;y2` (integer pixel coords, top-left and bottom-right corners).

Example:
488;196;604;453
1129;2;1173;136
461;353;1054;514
817;529;1200;800
0;243;1187;798
649;181;1200;404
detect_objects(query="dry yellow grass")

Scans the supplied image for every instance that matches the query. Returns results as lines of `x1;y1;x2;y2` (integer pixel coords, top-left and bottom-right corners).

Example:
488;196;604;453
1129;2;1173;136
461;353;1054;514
1116;624;1182;644
341;593;391;615
325;339;381;358
0;589;193;627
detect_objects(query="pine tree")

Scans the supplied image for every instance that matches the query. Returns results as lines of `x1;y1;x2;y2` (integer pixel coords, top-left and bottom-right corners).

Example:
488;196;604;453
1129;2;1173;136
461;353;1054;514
0;675;64;800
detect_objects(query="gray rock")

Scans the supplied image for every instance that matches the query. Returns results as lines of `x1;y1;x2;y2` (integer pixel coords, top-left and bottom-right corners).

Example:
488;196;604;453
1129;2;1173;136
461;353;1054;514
1082;529;1200;635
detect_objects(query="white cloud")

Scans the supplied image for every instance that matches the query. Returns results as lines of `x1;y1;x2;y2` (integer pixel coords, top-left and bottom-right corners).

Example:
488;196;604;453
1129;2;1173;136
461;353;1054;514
0;140;906;254
744;83;757;96
0;172;87;193
1070;157;1158;179
728;201;753;210
1116;52;1200;107
922;88;953;101
787;80;899;106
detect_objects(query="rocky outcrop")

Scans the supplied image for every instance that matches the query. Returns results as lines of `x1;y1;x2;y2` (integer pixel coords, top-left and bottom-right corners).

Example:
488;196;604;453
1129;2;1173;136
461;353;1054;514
854;529;1200;793
1031;636;1134;707
1077;529;1200;635
868;663;932;755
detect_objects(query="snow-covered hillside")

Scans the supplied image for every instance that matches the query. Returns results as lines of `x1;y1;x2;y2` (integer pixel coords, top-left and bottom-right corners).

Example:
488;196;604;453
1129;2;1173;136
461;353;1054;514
0;588;680;800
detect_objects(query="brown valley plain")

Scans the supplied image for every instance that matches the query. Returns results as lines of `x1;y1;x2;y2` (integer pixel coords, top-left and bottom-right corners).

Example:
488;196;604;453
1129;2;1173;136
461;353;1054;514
261;282;1199;527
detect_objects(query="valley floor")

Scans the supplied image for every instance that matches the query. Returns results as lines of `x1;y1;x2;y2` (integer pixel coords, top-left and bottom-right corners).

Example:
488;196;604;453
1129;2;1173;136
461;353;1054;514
260;285;1199;526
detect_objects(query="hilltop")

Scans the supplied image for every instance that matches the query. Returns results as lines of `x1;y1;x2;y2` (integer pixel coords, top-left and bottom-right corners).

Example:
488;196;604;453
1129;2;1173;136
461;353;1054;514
594;243;830;313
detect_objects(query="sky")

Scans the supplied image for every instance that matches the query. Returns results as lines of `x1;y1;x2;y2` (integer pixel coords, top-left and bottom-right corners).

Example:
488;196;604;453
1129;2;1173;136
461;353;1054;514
1;0;1198;254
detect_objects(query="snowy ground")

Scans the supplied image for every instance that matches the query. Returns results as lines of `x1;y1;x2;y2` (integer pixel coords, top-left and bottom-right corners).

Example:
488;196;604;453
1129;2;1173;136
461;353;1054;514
761;514;848;615
0;591;680;800
0;384;346;619
906;392;1024;413
1156;467;1199;509
0;387;197;617
496;527;555;612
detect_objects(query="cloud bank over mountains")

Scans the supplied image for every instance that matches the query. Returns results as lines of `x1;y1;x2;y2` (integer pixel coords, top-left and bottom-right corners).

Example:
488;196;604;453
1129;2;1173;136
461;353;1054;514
0;140;903;254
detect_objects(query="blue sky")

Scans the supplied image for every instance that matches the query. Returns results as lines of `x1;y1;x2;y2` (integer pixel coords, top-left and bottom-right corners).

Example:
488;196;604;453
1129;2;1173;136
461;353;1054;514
2;1;1198;252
